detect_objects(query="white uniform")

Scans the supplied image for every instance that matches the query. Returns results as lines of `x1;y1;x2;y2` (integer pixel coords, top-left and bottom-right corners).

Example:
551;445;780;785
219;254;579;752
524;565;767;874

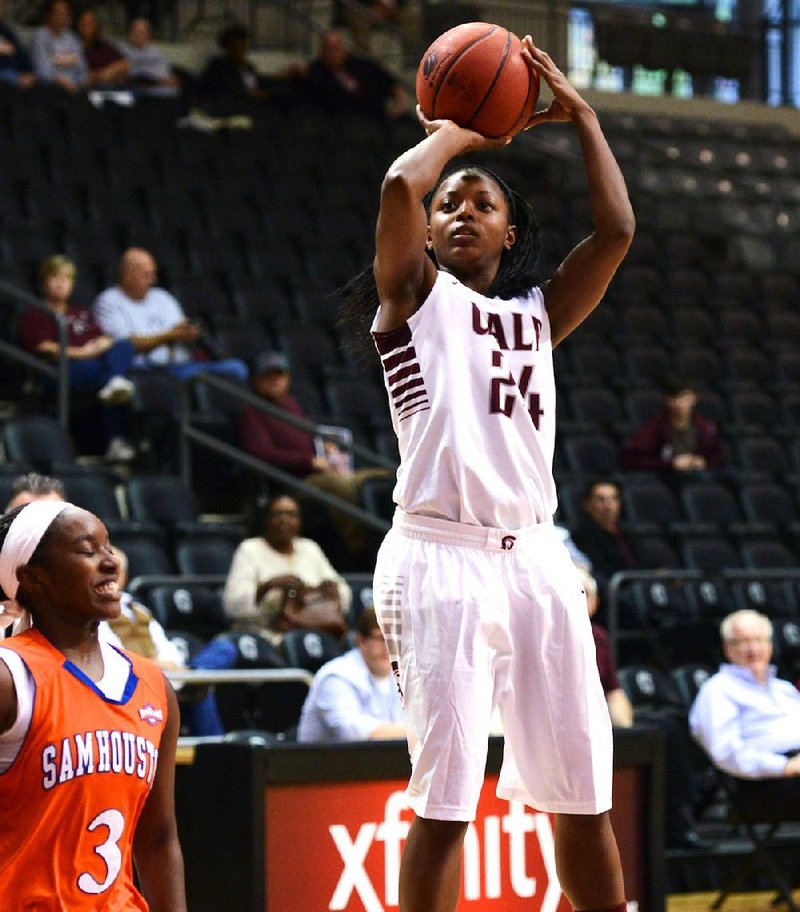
371;271;612;820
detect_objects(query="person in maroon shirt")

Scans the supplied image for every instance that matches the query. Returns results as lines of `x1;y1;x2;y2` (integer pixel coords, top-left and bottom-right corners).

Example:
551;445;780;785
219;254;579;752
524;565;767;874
76;8;129;87
240;351;390;556
18;255;137;461
622;374;723;478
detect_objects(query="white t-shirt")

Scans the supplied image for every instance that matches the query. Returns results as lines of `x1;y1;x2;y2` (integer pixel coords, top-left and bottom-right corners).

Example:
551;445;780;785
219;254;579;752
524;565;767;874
372;271;557;529
93;285;190;366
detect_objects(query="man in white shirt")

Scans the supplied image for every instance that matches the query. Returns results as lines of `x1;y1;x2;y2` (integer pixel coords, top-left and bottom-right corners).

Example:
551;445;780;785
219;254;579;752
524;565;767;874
297;607;405;743
690;609;800;813
93;247;247;381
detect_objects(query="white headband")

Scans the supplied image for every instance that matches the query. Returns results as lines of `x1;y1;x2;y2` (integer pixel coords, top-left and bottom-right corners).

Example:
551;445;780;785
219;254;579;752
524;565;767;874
0;501;72;601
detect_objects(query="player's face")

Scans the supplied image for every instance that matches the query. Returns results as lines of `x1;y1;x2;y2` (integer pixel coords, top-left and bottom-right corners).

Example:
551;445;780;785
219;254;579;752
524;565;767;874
22;508;121;626
723;617;773;681
428;173;516;279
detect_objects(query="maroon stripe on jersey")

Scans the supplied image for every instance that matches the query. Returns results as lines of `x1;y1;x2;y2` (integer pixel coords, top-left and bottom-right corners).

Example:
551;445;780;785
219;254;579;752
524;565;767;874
373;323;412;356
392;376;425;398
398;402;430;420
373;323;430;423
387;363;421;386
383;346;417;372
395;392;426;414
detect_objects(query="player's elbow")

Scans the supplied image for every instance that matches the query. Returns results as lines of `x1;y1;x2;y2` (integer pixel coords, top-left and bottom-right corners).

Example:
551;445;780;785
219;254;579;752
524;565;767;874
381;167;417;207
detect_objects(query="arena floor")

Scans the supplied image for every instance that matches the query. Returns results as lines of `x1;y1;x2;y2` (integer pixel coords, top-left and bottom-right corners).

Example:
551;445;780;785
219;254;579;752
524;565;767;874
668;892;800;911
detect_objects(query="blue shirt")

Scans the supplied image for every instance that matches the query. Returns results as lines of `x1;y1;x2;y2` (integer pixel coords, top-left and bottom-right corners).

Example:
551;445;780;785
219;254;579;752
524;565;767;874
297;648;403;744
689;663;800;778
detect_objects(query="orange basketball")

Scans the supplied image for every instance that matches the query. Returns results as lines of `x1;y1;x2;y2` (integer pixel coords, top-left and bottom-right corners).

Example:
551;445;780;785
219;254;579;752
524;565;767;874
416;22;540;139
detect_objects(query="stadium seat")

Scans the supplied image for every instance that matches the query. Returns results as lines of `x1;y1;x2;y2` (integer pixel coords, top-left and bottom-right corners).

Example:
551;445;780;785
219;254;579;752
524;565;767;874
681;537;742;572
617;664;684;713
621;476;691;536
2;416;76;471
111;531;174;580
562;434;619;475
61;469;123;521
174;536;238;577
281;628;344;674
740;540;797;570
148;584;228;640
729;578;798;619
669;662;716;709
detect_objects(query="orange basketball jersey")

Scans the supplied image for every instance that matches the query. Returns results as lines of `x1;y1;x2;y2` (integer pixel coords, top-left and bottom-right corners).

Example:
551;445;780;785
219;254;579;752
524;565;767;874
0;628;168;910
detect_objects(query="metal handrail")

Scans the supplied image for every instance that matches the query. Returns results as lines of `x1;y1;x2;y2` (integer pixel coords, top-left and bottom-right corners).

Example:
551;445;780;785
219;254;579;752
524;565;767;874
607;566;800;663
166;668;313;686
128;573;227;595
177;372;395;535
0;277;71;428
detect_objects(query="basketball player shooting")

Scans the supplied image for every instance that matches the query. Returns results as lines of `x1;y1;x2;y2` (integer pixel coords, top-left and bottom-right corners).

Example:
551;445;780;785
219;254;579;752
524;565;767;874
342;37;635;912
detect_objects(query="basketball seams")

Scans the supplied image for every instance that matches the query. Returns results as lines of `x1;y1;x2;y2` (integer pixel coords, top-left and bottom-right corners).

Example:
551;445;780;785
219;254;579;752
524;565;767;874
465;31;512;132
430;25;497;118
417;22;540;138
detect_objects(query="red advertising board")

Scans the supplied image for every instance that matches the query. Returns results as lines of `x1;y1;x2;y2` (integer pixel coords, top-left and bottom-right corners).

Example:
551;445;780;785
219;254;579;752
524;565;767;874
266;772;643;911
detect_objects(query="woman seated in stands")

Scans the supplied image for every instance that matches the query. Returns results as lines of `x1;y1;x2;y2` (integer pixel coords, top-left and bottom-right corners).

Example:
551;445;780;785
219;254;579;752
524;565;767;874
223;494;351;644
75;7;129;87
18;255;138;462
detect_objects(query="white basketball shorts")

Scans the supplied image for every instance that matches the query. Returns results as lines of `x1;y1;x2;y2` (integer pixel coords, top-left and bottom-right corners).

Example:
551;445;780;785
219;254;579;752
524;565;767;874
373;509;613;821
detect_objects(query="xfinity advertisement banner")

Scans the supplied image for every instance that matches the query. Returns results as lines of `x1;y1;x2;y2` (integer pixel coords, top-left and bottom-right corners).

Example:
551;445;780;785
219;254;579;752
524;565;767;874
266;772;644;911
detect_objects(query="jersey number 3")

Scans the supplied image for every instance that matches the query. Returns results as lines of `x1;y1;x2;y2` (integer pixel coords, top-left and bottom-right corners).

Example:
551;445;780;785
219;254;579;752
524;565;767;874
78;808;125;894
490;357;543;428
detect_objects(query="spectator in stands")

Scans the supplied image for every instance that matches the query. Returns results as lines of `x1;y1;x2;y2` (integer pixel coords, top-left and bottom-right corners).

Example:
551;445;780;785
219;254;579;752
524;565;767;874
119;17;179;96
296;29;408;119
690;609;800;796
335;0;404;52
29;0;87;92
99;545;183;670
196;23;272;111
5;472;65;511
581;567;633;729
622;374;723;480
0;0;35;87
571;478;643;609
93;247;247;382
223;494;351;643
75;7;128;87
19;254;137;462
582;566;712;848
297;606;405;743
1;473;67;637
240;351;391;556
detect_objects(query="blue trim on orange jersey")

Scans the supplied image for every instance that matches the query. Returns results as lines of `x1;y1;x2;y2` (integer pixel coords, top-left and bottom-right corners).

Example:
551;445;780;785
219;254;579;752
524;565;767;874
62;646;139;705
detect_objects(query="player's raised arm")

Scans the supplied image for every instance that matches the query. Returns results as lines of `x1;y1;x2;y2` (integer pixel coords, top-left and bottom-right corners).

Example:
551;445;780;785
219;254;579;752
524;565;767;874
373;111;509;332
522;38;634;346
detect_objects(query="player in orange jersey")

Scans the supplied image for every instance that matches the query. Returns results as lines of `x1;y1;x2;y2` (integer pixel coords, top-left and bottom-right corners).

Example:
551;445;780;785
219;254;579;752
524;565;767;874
0;500;186;911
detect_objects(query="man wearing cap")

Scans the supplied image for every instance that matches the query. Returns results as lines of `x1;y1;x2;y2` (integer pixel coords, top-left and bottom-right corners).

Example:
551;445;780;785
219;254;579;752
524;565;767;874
240;351;390;556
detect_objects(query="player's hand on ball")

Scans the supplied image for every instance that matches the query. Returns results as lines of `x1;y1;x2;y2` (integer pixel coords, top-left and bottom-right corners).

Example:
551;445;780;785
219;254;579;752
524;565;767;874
417;105;512;149
521;37;590;128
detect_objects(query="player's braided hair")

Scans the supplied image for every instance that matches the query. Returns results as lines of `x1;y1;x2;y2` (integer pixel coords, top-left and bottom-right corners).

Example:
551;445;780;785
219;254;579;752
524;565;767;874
0;504;63;603
339;166;540;360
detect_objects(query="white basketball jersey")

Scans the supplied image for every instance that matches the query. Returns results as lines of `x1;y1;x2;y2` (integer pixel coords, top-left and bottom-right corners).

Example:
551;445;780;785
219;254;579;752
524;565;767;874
372;270;557;528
